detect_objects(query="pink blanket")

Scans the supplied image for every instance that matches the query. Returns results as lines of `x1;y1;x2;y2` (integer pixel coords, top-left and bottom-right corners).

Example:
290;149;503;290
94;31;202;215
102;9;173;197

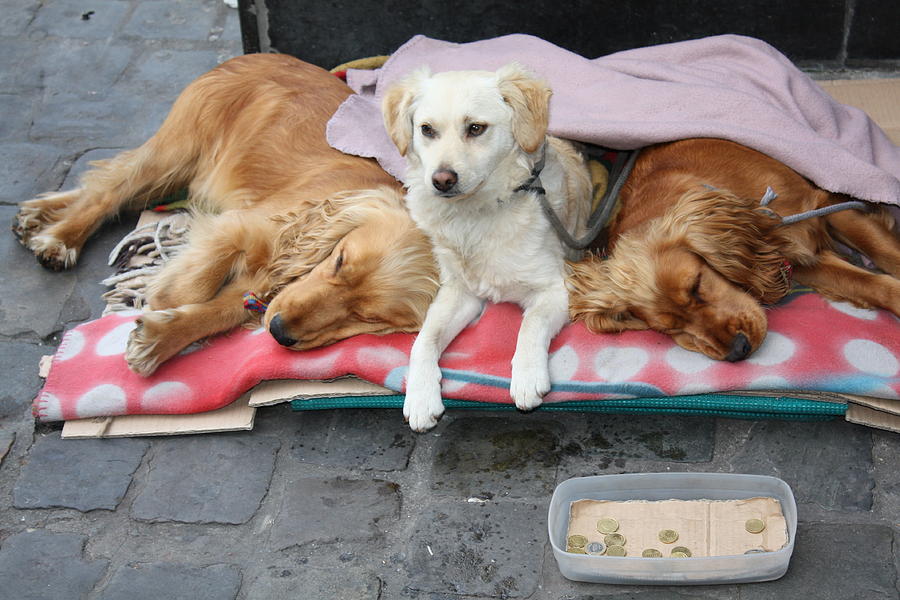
327;34;900;206
35;291;900;421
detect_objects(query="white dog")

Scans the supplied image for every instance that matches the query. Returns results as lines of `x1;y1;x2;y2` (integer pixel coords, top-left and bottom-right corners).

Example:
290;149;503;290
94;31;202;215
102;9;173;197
382;63;592;431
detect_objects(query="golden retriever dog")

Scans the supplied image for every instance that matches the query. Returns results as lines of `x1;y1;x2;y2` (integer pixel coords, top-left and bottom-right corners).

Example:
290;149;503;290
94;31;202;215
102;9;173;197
14;54;438;376
568;138;900;361
382;64;592;431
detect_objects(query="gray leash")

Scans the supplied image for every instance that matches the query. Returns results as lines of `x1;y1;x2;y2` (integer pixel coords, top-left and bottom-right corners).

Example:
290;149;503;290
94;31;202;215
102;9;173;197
524;146;640;251
756;186;870;225
525;145;869;251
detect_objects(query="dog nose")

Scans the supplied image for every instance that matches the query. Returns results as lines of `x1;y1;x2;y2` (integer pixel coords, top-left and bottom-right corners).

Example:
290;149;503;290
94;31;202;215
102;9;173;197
268;313;298;347
432;169;458;192
724;333;752;362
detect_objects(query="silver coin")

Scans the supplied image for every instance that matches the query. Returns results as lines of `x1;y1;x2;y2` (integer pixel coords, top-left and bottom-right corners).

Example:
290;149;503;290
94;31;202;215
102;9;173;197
586;541;606;555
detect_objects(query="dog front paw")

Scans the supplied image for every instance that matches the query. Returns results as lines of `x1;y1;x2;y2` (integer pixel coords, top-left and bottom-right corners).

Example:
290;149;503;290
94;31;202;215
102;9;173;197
403;390;445;432
510;360;550;412
403;369;445;432
125;311;177;376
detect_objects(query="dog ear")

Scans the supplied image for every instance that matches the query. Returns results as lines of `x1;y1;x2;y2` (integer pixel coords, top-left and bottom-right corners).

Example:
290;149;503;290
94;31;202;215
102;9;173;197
567;258;649;332
496;63;551;153
679;189;791;304
381;69;429;156
266;191;383;295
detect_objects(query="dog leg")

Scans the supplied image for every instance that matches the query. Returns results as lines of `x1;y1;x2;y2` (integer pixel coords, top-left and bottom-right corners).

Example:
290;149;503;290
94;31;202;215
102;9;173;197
405;283;483;432
510;283;570;411
825;206;900;278
126;281;252;376
146;215;264;309
793;251;900;316
13;82;210;270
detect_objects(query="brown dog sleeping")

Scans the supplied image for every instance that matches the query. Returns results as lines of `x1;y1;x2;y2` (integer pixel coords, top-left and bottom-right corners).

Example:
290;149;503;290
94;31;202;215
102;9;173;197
568;138;900;361
14;54;438;375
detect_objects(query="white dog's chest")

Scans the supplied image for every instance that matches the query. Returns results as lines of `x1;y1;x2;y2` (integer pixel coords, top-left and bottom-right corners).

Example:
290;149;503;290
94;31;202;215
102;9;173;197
424;201;566;303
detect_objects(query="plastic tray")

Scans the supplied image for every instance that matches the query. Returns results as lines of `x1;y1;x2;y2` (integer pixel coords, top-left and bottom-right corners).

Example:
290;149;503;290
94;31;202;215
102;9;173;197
547;473;797;585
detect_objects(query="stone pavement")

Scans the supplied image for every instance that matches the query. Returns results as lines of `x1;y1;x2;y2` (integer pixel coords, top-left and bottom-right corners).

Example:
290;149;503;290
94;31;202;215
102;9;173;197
0;2;899;599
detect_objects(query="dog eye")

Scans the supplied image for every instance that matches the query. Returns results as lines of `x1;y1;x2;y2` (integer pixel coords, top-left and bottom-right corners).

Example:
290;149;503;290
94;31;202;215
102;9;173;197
334;250;344;274
420;124;436;138
467;123;487;137
690;275;704;303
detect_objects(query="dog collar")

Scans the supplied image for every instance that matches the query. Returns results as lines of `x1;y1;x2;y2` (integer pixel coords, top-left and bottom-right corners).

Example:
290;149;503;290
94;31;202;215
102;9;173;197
779;259;793;286
513;144;547;195
243;291;269;313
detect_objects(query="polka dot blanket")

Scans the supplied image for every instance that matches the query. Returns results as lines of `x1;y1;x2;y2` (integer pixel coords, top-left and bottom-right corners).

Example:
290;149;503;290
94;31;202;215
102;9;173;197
34;290;900;422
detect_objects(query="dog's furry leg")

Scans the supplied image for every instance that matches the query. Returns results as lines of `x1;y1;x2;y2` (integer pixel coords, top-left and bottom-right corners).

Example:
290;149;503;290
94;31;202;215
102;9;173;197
793;251;900;316
13;72;214;269
14;144;198;270
510;283;570;410
825;205;900;278
405;284;483;432
126;281;253;376
147;214;269;309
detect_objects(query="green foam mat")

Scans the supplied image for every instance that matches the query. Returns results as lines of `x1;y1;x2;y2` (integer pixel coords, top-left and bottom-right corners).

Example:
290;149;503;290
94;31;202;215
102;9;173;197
290;393;846;421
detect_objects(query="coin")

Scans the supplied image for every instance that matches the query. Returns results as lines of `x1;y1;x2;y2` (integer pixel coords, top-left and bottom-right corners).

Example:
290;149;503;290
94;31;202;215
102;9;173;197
658;529;679;544
567;546;587;554
596;517;619;534
606;545;627;557
745;518;766;534
567;534;588;548
671;551;689;558
641;548;663;558
671;546;692;557
586;541;606;555
604;533;626;547
744;548;767;554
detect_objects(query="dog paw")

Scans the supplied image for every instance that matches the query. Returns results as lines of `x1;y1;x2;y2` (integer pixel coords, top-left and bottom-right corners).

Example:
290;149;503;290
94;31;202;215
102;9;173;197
26;234;79;271
13;203;50;244
403;383;445;432
14;194;69;240
125;311;176;376
510;362;550;412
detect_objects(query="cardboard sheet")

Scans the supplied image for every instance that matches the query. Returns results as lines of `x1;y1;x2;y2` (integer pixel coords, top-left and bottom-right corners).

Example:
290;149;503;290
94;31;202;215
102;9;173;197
60;396;255;438
819;78;900;145
248;377;393;407
567;498;788;557
846;403;900;434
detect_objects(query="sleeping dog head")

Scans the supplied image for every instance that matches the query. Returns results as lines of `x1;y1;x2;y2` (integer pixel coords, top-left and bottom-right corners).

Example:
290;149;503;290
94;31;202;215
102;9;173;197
568;187;792;361
262;187;438;349
382;63;551;200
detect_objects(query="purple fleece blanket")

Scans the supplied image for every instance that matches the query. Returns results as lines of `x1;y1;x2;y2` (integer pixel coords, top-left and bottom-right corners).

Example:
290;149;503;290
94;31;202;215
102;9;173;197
327;34;900;206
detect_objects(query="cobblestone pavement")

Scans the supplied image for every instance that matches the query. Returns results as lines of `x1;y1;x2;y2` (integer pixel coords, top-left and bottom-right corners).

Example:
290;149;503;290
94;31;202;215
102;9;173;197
1;2;899;599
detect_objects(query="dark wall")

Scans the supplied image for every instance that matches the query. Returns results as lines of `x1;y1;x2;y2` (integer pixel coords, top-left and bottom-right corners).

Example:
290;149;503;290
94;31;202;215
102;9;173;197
239;0;899;69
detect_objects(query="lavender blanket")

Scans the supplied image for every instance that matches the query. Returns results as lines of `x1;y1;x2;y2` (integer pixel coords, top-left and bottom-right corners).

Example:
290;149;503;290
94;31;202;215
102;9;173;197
327;34;900;206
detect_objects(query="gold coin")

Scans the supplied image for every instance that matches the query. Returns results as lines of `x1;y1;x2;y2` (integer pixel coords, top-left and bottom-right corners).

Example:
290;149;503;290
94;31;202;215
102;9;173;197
744;548;767;554
604;533;626;547
567;534;588;548
745;518;766;534
671;546;692;557
606;545;627;557
567;546;587;554
658;529;679;544
596;517;619;534
671;551;689;558
641;548;663;558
